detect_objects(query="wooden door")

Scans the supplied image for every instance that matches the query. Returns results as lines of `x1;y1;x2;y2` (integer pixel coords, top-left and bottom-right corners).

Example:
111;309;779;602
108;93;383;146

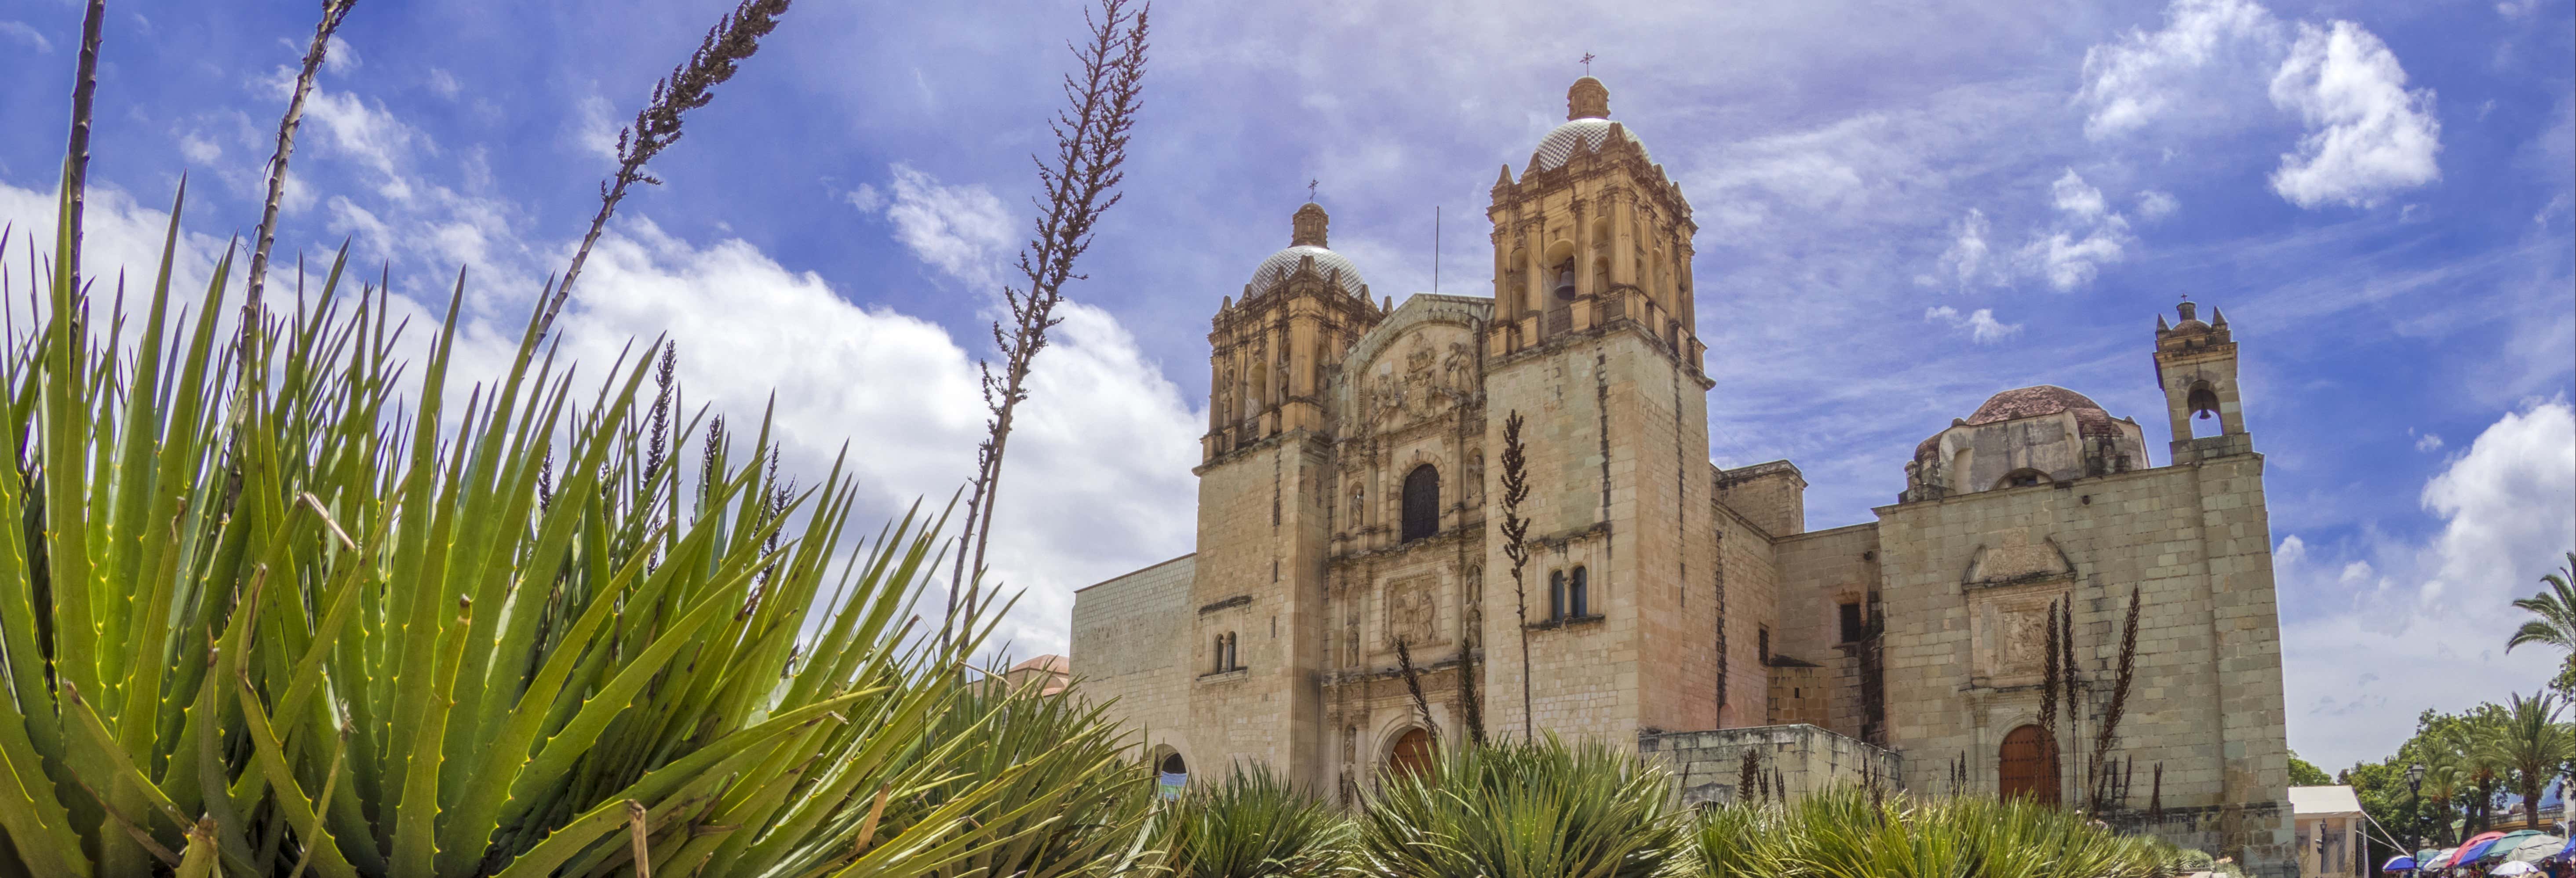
1997;725;2059;805
1388;728;1435;780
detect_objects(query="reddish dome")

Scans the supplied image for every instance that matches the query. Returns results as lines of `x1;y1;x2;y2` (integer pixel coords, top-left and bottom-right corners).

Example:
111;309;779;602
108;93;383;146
1966;386;2106;426
1967;385;2122;438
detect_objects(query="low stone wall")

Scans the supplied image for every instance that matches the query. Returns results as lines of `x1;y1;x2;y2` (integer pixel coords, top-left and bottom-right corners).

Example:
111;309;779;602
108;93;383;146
2104;803;2296;878
1638;723;1902;806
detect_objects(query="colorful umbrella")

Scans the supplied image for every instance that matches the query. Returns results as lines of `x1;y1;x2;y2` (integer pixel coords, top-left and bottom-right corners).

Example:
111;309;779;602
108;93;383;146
2427;847;2461;870
2505;835;2566;864
2384;854;2419;872
2458;832;2514;866
2493;861;2539;876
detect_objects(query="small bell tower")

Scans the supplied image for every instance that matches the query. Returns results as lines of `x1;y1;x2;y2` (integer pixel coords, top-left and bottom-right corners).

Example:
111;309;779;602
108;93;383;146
2153;299;2252;463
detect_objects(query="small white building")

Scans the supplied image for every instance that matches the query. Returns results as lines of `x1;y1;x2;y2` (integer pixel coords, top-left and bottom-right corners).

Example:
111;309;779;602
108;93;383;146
2291;785;2366;878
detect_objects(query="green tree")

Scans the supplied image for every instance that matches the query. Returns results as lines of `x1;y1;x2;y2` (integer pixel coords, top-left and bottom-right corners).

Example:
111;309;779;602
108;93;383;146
2290;751;2333;786
2507;552;2576;694
2478;691;2574;830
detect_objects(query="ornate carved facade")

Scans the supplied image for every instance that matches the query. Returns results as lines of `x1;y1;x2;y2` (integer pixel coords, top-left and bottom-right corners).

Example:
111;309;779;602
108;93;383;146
1070;77;2296;876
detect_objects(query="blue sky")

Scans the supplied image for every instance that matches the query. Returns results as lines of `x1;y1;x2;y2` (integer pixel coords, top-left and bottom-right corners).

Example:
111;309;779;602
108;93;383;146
0;0;2568;770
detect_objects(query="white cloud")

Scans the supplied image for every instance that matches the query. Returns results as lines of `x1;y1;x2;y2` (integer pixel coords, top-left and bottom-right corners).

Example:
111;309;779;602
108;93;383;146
1927;208;1991;288
2136;189;2180;221
427;68;461;100
1923;305;2022;343
0;20;50;53
2076;0;2283;140
844;182;885;213
2497;0;2541;18
178;132;222;166
541;220;1200;657
290;81;424;202
2418;401;2576;609
883;164;1014;289
572;95;620;164
2281;401;2576;768
2414;432;2443;452
324;35;360;74
2016;222;2131;290
2010;170;2134;290
2267;20;2443;208
2050;168;2108;220
0;175;1198;663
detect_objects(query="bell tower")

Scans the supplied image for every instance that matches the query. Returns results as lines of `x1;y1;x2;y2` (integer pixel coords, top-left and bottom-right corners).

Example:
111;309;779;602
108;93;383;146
2153;299;2252;463
1483;76;1702;371
1477;78;1731;742
1188;203;1379;790
1205;203;1380;460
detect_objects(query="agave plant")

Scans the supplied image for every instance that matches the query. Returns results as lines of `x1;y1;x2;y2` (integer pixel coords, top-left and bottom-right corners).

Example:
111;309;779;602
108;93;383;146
0;149;1157;877
1148;763;1352;878
1353;736;1680;878
1673;789;2178;878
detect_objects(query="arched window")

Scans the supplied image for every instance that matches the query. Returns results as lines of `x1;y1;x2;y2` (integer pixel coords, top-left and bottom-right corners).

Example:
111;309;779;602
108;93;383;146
1995;468;2050;490
1213;633;1239;673
1568;566;1590;618
1552;259;1578;302
1401;465;1440;542
1388;727;1436;780
1549;570;1567;621
1998;725;2061;805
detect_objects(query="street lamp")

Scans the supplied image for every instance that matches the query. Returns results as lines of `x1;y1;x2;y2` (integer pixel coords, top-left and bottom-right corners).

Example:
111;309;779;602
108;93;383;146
2407;762;2427;853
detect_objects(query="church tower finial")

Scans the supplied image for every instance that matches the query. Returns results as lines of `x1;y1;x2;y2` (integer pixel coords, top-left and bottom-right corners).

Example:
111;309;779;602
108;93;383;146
1568;77;1609;120
1291;203;1329;248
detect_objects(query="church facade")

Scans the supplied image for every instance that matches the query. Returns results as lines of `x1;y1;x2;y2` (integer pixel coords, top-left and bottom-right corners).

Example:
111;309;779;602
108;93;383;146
1068;77;2294;873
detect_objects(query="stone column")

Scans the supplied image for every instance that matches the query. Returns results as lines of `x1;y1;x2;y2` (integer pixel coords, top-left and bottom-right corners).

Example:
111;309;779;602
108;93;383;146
1574;198;1596;299
1612;189;1636;287
1523;218;1547;314
1677;240;1698;336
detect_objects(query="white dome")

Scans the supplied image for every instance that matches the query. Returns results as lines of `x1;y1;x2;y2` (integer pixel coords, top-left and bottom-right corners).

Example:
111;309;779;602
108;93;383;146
1530;117;1648;173
1249;244;1365;295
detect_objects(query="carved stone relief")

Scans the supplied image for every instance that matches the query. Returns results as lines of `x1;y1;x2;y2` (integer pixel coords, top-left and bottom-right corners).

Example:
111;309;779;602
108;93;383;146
1969;584;2070;685
1386;576;1438;647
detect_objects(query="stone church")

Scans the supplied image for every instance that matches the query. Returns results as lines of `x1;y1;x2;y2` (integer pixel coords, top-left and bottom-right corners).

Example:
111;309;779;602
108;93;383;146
1068;77;2295;873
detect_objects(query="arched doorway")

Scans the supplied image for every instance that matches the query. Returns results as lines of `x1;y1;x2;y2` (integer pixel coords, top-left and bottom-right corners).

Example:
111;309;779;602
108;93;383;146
1998;725;2060;805
1155;750;1188;800
1387;728;1435;780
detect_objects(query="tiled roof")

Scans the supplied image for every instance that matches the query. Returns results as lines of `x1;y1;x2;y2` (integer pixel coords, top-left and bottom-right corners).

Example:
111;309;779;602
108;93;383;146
1249;244;1365;295
1966;385;2121;437
1529;118;1649;172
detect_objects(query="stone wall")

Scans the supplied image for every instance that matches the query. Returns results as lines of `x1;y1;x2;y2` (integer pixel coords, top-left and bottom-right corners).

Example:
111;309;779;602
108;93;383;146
1771;522;1883;742
1639;723;1902;806
1714;460;1806;538
1069;554;1196;767
1872;452;2292;876
1186;435;1332;789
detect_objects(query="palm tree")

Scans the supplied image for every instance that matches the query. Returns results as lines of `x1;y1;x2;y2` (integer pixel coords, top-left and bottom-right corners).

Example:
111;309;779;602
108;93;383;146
2453;708;2512;834
2478;691;2575;831
2419;754;2467;845
2508;552;2576;691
